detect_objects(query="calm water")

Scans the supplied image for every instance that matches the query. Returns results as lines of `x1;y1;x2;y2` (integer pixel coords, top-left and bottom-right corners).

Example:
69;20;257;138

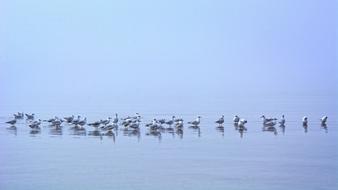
0;96;337;190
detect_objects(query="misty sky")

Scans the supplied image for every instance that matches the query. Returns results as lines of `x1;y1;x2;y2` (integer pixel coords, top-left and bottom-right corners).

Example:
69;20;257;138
0;0;336;113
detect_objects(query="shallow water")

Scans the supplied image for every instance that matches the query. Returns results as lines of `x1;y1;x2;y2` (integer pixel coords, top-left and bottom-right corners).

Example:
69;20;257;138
0;97;337;190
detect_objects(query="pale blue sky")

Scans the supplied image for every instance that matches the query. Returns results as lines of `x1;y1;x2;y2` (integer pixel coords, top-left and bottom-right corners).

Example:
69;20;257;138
0;0;336;112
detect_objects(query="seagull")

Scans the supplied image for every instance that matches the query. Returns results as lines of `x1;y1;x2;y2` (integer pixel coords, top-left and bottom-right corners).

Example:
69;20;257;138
25;113;35;120
279;115;285;125
238;119;247;128
14;112;24;119
302;116;308;126
175;118;184;123
188;116;201;126
6;119;17;125
176;120;184;128
78;117;87;126
158;119;166;125
88;121;101;128
112;113;119;124
165;116;176;126
215;115;224;126
64;115;74;123
233;115;240;123
320;116;328;125
261;115;277;125
71;116;81;125
101;117;111;125
29;119;41;129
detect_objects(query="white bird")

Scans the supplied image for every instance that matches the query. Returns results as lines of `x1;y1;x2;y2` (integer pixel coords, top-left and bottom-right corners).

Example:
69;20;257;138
101;117;111;125
238;119;247;128
215;115;224;125
78;117;87;126
320;116;328;125
302;116;308;126
29;119;41;129
188;116;201;126
64;115;74;123
233;115;240;123
261;115;277;125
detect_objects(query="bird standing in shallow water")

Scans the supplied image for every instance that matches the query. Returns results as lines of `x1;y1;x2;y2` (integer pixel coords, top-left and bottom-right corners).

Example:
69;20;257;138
279;115;286;126
302;116;308;126
320;116;328;125
6;119;17;125
188;116;201;126
233;115;240;123
215;115;224;126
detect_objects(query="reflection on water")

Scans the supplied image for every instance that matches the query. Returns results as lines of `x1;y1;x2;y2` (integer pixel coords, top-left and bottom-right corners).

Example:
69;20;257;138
189;125;201;137
216;126;224;137
279;124;286;135
321;124;328;133
49;127;63;136
262;125;277;135
6;126;17;136
303;124;308;133
29;129;41;136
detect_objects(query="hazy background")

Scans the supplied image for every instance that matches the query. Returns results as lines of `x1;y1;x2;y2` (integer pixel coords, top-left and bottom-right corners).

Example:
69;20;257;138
0;0;337;114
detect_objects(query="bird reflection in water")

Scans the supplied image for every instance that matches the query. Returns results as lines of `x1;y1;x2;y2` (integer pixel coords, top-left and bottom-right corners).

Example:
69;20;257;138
233;123;239;130
279;124;286;135
102;130;116;143
216;126;224;137
189;125;201;138
7;125;17;136
146;130;162;142
69;128;87;136
49;128;63;136
175;128;183;139
303;123;308;133
122;128;141;142
30;128;41;136
262;125;277;135
321;123;328;133
238;126;247;138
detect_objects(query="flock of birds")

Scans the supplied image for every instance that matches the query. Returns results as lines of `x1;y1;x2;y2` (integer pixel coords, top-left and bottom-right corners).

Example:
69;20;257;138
4;112;329;137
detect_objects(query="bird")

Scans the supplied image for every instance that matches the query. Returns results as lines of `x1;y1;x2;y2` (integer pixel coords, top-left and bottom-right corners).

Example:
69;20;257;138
14;112;24;119
215;115;224;126
88;121;101;128
6;119;17;125
320;116;328;125
165;116;175;126
25;113;35;120
279;115;285;125
261;115;277;125
101;117;111;125
71;116;81;125
175;118;184;123
188;116;201;126
176;120;184;128
157;119;166;125
233;115;240;123
78;117;87;126
64;115;74;123
112;113;119;125
238;119;247;128
29;119;41;129
302;116;308;126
